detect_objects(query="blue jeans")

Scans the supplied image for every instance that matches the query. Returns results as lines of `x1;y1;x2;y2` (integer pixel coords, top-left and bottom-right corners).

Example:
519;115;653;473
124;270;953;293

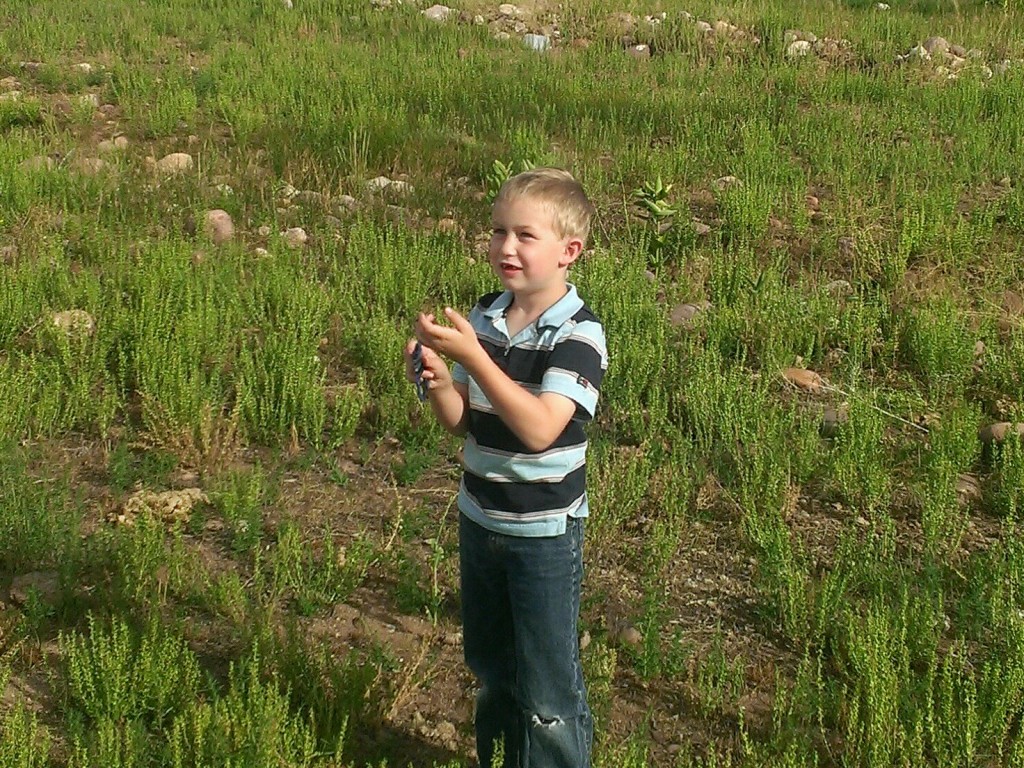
459;513;593;768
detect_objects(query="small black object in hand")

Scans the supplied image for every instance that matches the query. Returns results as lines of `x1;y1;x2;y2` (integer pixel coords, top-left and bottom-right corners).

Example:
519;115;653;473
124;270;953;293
412;342;428;401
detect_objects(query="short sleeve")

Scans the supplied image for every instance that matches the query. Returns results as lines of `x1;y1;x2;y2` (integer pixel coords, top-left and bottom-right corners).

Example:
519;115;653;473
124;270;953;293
539;320;607;420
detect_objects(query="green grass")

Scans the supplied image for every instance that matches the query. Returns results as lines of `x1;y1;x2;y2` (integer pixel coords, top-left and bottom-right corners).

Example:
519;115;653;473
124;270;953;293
1;0;1024;765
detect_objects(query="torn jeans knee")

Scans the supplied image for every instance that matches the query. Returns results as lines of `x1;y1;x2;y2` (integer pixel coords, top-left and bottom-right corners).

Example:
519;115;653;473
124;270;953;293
530;713;566;728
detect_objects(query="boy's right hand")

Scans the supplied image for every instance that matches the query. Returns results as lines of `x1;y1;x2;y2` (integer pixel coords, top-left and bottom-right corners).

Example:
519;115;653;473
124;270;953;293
404;339;452;396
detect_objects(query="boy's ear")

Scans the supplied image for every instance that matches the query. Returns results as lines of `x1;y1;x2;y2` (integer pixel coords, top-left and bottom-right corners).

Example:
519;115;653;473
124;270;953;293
560;236;584;267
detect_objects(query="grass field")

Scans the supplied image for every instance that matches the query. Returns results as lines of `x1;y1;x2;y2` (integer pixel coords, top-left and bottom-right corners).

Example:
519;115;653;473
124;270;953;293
2;0;1024;765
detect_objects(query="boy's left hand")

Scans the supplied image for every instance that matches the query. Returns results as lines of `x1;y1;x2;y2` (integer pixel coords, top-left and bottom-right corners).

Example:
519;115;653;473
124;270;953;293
415;308;485;369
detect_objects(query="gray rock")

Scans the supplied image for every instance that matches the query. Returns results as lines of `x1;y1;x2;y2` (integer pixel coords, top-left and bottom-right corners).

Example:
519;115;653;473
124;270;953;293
922;36;949;56
523;34;550;51
422;4;453;22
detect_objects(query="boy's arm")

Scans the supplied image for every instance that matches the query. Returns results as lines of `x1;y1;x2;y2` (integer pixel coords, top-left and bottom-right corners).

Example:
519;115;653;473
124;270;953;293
417;307;604;452
429;380;469;436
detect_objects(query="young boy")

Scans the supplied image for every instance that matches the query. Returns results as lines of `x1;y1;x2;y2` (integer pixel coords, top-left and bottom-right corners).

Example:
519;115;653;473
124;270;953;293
404;167;607;768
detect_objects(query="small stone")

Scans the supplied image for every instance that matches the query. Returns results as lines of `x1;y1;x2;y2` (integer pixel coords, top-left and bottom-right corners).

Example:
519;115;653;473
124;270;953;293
436;217;464;237
669;301;712;328
695;20;713;33
422;4;453;22
922;36;949;56
155;152;194;175
713;175;741;190
626;44;650;59
979;422;1024;443
810;210;826;224
824;279;853;296
523;34;550;51
367;175;392;192
257;225;272;238
52;309;96;338
805;194;820;210
282;227;309;248
956;473;982;501
498;3;522;17
19;155;55;172
10;571;60;607
75;62;93;74
473;14;485;24
616;624;643;647
71;156;106;176
0;245;18;264
713;20;737;36
782;367;824;393
204;209;235;245
876;2;890;8
0;76;19;91
974;340;986;358
693;221;712;236
838;236;855;259
787;40;813;58
579;630;591;652
0;90;22;103
1002;289;1024;316
820;405;849;437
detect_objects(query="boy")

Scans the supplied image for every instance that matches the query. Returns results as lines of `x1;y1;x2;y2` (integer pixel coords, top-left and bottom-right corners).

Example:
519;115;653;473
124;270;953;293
404;167;607;768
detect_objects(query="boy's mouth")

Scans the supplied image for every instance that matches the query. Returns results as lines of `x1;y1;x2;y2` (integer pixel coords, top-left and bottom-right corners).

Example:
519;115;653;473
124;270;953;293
500;262;522;274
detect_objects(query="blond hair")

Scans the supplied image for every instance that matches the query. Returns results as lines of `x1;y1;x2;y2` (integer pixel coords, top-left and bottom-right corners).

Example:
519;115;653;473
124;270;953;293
494;167;596;244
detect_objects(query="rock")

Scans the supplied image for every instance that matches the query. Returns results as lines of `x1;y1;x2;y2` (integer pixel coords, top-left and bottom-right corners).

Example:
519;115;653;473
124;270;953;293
52;309;96;338
9;571;60;607
782;367;824;393
787;40;813;58
70;156;106;176
805;194;820;210
293;190;326;207
974;340;986;358
524;34;550;51
336;194;357;210
979;422;1024;443
119;488;208;526
155;152;194;175
626;44;651;59
78;93;100;108
97;136;128;154
19;155;55;172
254;247;270;257
615;624;643;647
0;245;18;264
950;44;967;57
695;20;713;34
922;36;949;56
605;11;637;36
0;76;19;91
579;630;591;652
282;227;309;248
282;0;293;7
876;2;890;8
838;236;855;259
693;221;712;236
669;301;711;328
498;3;522;17
367;176;392;192
824;279;853;296
436;217;464;237
820;405;849;437
956;473;982;501
1002;289;1024;316
713;175;741;190
785;29;817;44
422;4;453;22
204;209;235;245
0;91;22;103
908;44;931;61
257;225;272;238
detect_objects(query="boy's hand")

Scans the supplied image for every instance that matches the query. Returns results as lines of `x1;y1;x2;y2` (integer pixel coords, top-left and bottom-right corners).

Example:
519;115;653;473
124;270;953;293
415;309;485;370
404;338;453;395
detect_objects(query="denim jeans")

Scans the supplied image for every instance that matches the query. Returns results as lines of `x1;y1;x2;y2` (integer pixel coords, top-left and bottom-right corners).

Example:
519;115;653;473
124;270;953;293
459;513;593;768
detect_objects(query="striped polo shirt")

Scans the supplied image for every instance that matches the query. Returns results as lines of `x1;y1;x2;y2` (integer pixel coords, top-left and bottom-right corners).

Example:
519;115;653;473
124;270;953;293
451;284;608;537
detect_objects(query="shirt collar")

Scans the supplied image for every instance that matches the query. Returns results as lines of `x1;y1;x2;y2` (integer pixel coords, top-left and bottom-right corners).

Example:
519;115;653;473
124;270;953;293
482;284;583;330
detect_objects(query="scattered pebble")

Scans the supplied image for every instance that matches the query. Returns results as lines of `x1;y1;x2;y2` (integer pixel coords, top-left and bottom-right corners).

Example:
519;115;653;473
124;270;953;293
820;405;849;437
713;175;742;190
626;44;651;59
422;4;453;22
979;422;1024;443
52;309;96;338
19;155;55;172
824;279;853;296
523;33;550;51
9;571;60;607
155;152;194;175
782;367;824;393
669;301;712;328
204;209;235;245
283;227;309;248
693;221;712;236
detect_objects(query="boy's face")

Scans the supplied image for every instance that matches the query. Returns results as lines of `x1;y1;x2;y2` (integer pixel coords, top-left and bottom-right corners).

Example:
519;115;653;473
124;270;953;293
488;196;583;304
